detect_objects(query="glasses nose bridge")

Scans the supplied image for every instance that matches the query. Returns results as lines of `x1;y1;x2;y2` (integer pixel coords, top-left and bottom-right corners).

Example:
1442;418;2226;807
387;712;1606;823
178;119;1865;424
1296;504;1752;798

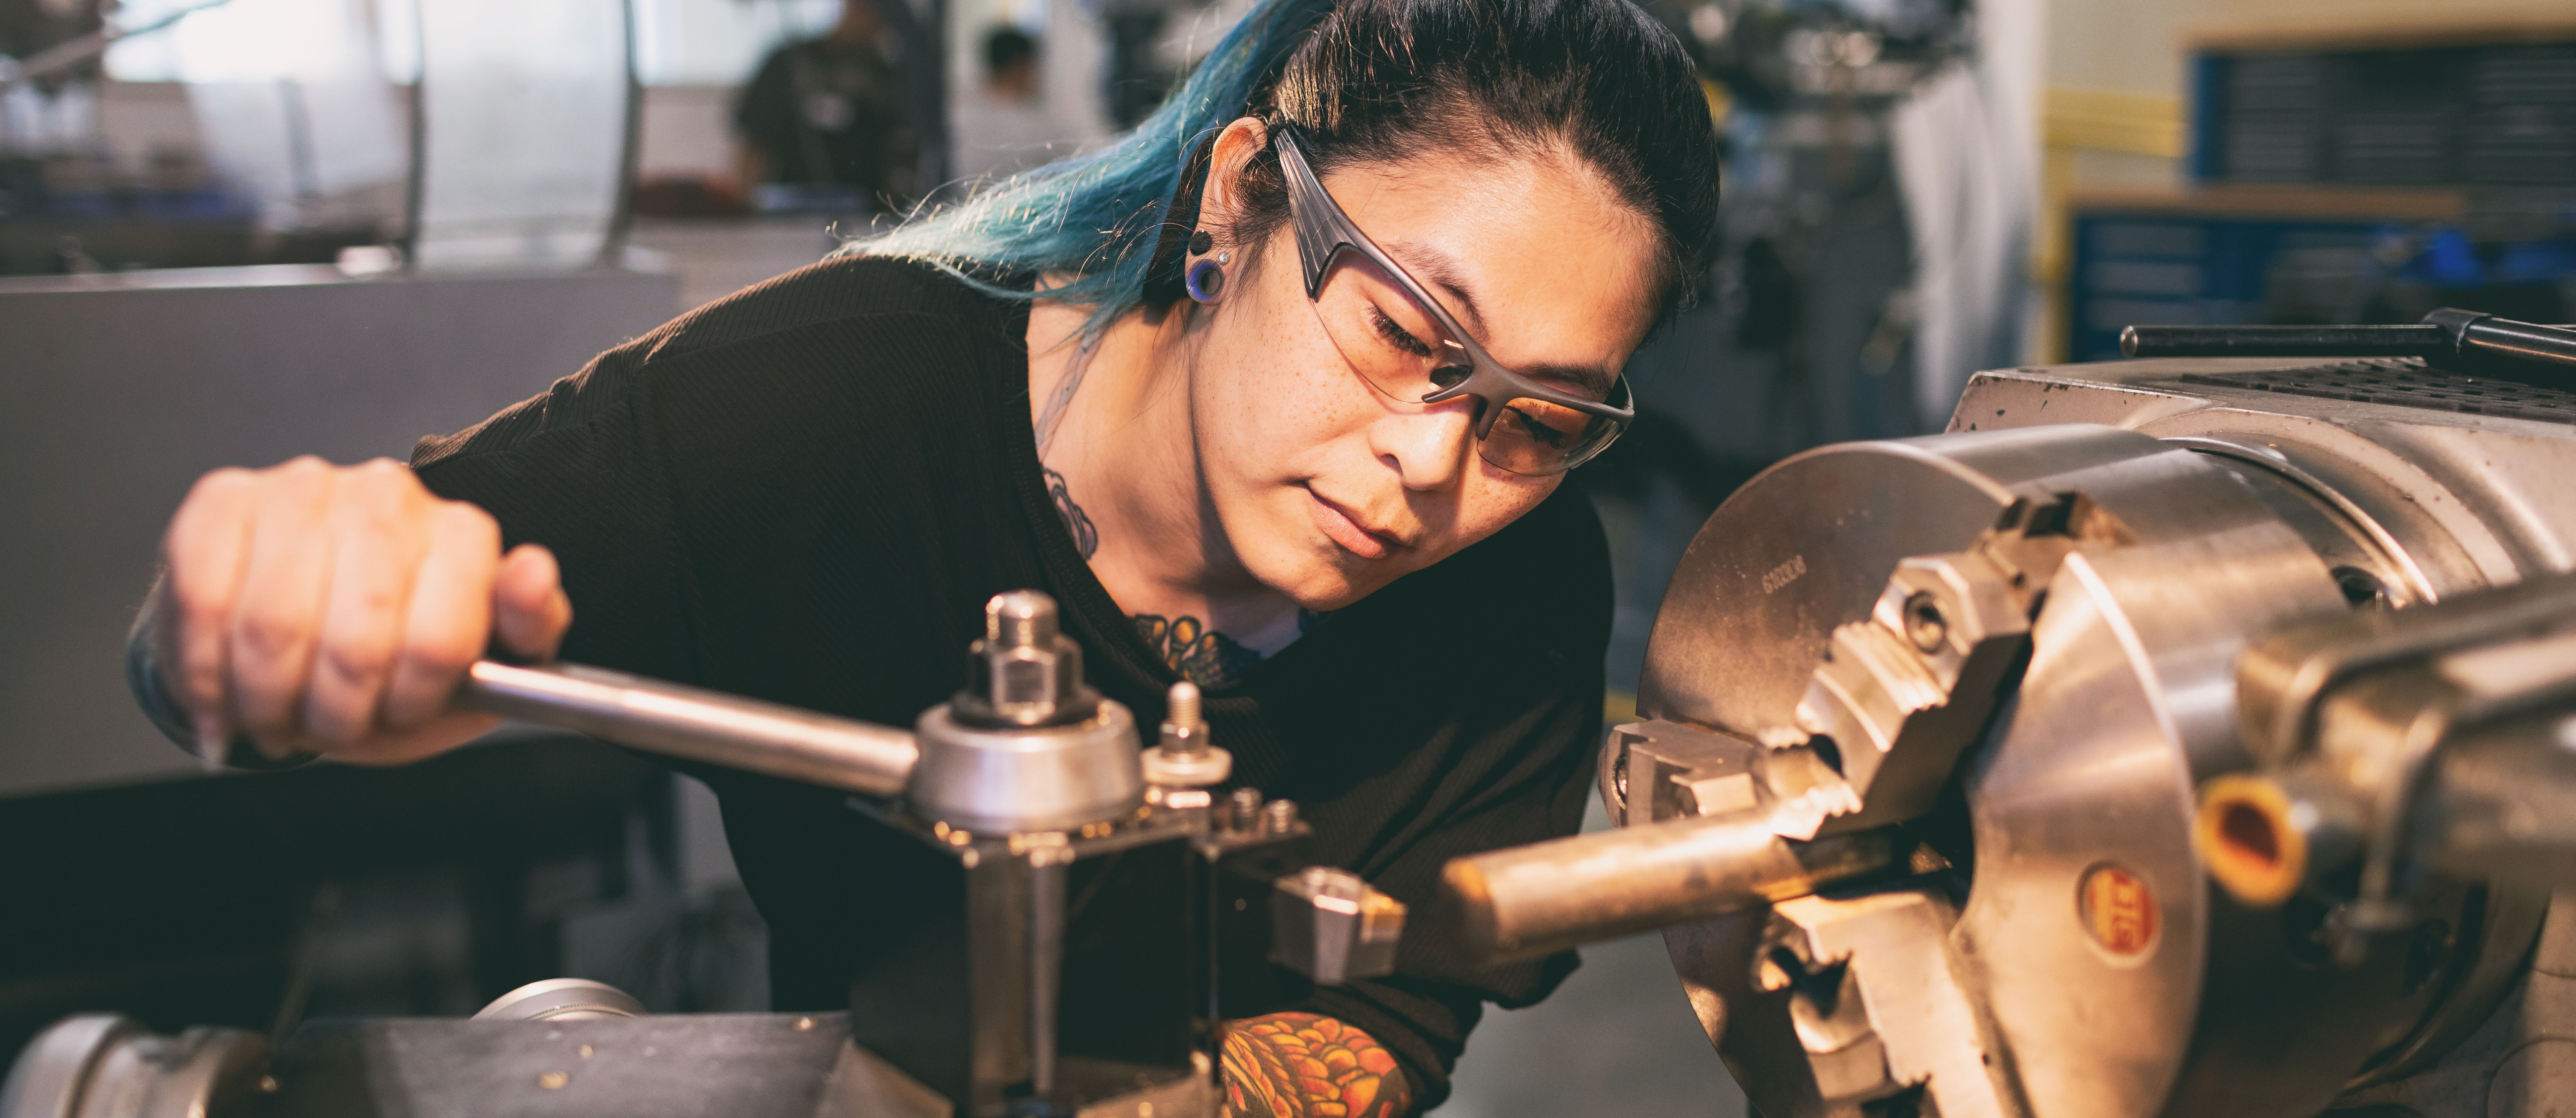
1428;363;1510;439
1373;388;1482;489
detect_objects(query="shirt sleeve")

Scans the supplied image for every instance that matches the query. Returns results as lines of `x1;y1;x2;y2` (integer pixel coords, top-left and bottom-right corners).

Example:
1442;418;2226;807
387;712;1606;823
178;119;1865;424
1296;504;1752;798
119;328;708;763
409;337;702;688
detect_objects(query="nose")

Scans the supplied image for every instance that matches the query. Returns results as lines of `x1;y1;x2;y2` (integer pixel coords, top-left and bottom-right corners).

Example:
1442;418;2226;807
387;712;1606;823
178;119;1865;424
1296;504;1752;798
1370;396;1478;491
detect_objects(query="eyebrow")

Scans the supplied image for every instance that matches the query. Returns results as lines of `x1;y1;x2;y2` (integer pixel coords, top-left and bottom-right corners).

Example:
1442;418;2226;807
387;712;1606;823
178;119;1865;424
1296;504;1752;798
1385;241;1618;397
1384;241;1490;337
1525;362;1617;396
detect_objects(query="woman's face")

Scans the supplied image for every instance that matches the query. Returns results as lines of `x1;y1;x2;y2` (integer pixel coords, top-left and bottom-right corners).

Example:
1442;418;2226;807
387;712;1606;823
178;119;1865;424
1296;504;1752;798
1188;126;1662;611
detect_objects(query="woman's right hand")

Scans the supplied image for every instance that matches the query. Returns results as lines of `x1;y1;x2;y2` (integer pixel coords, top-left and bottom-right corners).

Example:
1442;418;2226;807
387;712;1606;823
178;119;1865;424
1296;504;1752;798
156;456;574;765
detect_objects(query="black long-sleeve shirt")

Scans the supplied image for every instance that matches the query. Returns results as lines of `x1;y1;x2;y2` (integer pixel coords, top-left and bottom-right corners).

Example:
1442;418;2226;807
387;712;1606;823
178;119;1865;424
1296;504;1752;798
243;256;1609;1108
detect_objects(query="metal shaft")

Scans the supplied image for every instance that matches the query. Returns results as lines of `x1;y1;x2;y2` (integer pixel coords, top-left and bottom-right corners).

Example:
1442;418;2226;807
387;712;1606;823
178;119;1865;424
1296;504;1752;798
456;660;918;796
2454;314;2576;374
2208;712;2576;909
2419;718;2576;893
1442;812;1898;963
1028;854;1066;1097
2121;323;2450;360
2121;310;2576;378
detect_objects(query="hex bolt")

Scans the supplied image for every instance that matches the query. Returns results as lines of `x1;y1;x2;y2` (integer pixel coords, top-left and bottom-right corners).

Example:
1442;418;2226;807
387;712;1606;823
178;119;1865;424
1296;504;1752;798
1230;787;1265;830
1262;799;1300;834
953;590;1099;729
987;590;1058;648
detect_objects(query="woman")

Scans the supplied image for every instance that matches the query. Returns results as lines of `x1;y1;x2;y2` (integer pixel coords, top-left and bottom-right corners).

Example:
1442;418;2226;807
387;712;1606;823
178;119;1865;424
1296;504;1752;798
128;0;1720;1112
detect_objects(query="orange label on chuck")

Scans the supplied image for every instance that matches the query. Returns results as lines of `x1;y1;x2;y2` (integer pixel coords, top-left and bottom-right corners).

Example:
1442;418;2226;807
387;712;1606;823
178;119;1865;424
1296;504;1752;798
2081;864;2158;957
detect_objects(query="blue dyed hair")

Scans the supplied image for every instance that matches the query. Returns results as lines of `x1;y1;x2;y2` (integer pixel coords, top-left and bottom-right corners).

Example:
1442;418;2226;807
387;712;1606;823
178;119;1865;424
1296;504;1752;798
863;0;1721;339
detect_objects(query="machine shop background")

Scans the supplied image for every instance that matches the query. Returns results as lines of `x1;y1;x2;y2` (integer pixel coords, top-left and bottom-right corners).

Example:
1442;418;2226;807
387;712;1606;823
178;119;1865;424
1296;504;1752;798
3;0;2573;1112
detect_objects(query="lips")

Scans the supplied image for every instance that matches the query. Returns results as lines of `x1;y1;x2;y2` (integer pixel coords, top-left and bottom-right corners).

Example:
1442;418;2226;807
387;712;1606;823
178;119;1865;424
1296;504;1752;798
1305;486;1406;560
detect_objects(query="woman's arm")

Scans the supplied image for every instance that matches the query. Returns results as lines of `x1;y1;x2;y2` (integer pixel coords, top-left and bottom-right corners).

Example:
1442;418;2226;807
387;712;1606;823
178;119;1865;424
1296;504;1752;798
1220;1013;1411;1118
130;455;573;767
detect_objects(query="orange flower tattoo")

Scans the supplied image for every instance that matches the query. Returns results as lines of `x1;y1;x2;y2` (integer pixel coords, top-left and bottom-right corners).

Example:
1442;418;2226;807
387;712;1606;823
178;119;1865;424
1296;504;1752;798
1217;1012;1411;1118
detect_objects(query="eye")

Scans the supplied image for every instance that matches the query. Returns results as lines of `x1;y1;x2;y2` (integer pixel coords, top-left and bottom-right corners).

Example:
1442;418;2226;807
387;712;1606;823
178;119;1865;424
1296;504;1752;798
1502;402;1580;447
1368;304;1436;358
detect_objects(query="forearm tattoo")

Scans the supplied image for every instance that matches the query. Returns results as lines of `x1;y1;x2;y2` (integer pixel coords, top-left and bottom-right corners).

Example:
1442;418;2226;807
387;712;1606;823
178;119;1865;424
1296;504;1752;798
1136;614;1265;689
1044;467;1099;559
1219;1013;1411;1118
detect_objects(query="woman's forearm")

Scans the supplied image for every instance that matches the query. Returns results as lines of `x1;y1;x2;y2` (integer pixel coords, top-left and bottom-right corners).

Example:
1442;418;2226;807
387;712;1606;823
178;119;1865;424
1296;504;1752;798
1218;1012;1412;1118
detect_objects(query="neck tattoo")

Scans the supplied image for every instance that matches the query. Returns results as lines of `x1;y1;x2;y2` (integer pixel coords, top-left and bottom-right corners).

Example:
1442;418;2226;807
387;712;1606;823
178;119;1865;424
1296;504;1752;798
1136;614;1266;689
1035;339;1333;692
1052;469;1331;690
1044;467;1098;559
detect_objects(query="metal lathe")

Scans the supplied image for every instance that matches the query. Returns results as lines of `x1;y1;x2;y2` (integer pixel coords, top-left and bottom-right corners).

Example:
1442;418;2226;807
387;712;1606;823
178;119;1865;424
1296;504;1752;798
2;591;1404;1118
1450;309;2576;1118
16;308;2576;1118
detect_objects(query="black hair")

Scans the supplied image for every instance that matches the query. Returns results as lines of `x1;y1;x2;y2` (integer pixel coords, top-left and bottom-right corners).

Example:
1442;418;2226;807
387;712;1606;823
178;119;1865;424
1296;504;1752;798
1143;0;1723;320
872;0;1720;336
984;26;1038;76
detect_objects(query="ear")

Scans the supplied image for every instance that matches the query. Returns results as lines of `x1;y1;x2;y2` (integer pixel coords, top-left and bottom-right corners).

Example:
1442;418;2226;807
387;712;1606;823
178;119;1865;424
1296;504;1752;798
1194;117;1272;245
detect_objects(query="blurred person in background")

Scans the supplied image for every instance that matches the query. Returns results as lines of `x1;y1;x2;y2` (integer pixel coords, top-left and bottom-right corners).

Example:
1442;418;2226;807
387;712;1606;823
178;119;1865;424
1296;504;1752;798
950;26;1060;184
0;0;102;151
733;0;918;208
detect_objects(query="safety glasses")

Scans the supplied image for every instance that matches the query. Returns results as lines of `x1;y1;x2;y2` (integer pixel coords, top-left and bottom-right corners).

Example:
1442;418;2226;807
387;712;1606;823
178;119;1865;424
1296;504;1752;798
1275;127;1634;475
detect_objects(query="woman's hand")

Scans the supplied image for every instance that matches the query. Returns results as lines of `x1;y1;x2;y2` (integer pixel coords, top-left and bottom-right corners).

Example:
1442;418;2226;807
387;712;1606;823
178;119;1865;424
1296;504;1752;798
154;455;572;765
1219;1012;1411;1118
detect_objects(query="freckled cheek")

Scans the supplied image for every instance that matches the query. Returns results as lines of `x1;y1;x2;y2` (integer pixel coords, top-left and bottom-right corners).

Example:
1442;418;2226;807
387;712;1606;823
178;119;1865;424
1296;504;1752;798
1201;312;1380;477
1423;474;1557;559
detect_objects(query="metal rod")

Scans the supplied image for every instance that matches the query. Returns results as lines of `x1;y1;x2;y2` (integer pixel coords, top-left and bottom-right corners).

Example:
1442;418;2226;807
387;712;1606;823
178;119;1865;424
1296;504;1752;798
1442;813;1898;963
2459;316;2576;374
2121;310;2576;380
2200;710;2576;910
2121;324;2450;360
2418;717;2576;894
455;660;918;796
1027;850;1066;1098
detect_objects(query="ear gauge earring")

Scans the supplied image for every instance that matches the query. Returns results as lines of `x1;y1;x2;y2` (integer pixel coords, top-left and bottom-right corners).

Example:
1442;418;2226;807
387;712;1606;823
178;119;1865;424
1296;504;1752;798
1185;227;1225;304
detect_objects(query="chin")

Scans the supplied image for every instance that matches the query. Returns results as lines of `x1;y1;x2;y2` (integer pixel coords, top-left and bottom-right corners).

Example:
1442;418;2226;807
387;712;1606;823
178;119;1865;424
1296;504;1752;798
1268;562;1365;612
1243;540;1375;612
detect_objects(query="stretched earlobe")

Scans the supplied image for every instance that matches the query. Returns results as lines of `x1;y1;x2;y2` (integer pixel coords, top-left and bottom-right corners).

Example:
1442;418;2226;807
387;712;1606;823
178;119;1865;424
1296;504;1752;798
1186;259;1226;304
1186;227;1224;304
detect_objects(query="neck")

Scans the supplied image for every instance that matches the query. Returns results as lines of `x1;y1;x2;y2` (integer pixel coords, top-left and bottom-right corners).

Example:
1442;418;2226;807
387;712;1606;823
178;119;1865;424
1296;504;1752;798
1028;297;1304;660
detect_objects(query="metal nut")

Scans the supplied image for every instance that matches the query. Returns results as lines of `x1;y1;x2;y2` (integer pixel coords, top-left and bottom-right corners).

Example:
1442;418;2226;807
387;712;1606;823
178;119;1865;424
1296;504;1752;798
974;638;1078;711
953;591;1102;728
1229;787;1265;830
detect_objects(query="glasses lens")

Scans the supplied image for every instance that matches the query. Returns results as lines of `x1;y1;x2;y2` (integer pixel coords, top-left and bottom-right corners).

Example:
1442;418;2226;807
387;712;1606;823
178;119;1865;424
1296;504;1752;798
1309;251;1465;403
1477;395;1624;474
1306;245;1628;475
